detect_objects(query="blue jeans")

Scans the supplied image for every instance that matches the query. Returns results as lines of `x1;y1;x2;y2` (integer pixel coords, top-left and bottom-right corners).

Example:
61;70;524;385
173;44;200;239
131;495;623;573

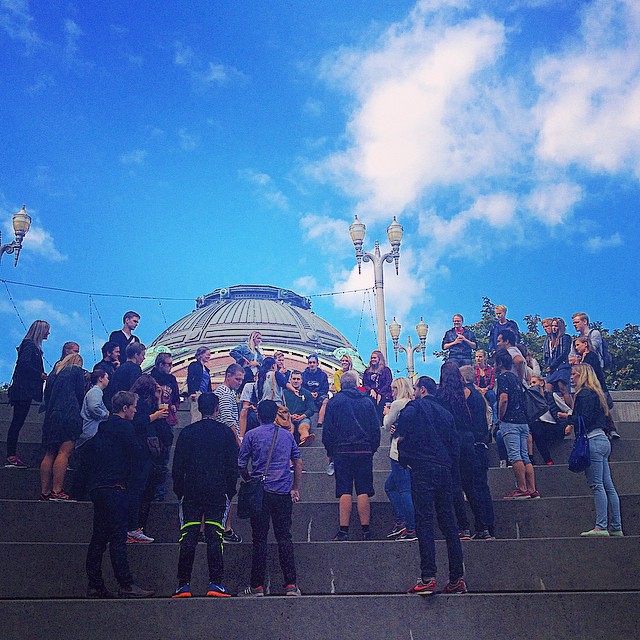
500;422;530;464
410;464;464;582
585;435;622;531
384;459;416;530
484;389;498;425
495;429;508;461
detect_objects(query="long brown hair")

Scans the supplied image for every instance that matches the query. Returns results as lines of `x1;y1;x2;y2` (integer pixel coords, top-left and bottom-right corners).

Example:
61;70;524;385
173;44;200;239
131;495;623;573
368;350;386;370
551;317;567;350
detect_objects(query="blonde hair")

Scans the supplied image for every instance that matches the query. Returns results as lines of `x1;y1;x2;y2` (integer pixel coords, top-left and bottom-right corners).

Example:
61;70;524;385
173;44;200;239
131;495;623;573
54;352;83;374
391;377;413;401
572;363;609;416
369;349;386;369
495;305;507;314
247;331;262;353
23;320;50;350
340;354;353;369
572;312;589;324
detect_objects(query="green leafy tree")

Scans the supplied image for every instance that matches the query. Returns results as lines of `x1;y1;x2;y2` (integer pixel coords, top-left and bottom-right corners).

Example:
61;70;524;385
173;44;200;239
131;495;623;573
602;324;640;390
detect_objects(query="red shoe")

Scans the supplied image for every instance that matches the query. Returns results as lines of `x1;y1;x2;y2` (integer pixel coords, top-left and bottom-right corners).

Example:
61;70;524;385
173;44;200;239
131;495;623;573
529;490;541;499
442;579;468;594
503;489;530;500
546;461;554;466
407;578;436;595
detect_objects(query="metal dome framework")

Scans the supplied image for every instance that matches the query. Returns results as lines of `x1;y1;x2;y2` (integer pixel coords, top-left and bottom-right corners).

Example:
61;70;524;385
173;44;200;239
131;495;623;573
148;284;355;386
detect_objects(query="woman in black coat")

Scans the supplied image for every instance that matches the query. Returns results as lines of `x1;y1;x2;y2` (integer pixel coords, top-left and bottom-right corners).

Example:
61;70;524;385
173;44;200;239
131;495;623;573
40;353;85;501
6;320;49;468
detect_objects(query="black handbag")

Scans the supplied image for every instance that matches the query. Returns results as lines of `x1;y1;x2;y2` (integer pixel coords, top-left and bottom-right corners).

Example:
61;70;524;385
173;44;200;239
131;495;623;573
521;385;548;424
237;426;279;519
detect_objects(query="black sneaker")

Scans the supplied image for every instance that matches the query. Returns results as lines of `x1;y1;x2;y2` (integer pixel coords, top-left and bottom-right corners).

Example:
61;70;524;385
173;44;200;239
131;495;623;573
362;530;372;541
458;529;472;540
398;530;418;541
87;586;115;599
386;523;406;539
471;530;495;540
5;456;28;469
333;530;349;541
222;529;243;544
118;584;155;598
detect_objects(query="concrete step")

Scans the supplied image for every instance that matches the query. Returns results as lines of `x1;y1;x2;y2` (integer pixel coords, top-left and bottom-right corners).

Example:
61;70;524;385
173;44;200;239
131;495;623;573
3;592;639;640
2;460;639;501
1;537;638;599
2;494;639;542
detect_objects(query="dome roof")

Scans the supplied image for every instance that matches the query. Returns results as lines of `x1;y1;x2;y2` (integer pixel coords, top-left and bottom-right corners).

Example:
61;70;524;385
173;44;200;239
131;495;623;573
147;284;356;384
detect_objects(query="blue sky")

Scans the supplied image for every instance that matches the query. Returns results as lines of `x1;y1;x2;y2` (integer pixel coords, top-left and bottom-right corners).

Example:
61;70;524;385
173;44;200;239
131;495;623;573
1;0;639;382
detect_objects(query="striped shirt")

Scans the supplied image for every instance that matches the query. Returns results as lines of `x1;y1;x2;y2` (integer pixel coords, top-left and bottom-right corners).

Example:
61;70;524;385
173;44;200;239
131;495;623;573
214;384;240;437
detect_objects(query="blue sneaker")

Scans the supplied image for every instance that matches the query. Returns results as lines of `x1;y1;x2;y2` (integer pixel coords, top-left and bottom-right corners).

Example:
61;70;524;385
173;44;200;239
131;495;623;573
172;583;192;598
207;582;231;597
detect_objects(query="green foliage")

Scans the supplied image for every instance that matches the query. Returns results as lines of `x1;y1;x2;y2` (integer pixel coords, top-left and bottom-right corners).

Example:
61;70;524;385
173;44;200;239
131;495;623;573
604;324;640;390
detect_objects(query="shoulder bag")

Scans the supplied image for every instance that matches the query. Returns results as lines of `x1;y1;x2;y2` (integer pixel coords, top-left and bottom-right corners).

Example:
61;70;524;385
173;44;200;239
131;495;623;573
237;426;279;519
568;416;591;473
520;384;548;425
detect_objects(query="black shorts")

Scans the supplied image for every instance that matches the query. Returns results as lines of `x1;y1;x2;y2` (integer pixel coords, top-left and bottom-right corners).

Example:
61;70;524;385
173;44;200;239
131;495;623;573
334;453;374;498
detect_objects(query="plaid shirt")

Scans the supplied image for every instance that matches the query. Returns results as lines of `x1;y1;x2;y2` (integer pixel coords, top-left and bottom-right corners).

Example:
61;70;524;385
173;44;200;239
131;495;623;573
474;364;495;390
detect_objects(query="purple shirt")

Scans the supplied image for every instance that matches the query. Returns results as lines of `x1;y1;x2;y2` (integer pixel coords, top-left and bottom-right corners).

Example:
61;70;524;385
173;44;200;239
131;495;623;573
238;423;301;495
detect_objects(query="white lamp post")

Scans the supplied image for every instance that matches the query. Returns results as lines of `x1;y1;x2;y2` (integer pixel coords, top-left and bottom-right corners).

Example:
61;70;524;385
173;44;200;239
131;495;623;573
0;205;32;267
388;316;429;380
349;215;402;362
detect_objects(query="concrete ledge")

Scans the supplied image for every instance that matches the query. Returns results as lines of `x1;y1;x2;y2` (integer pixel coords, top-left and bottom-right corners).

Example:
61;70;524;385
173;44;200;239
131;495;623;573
1;495;639;542
2;460;639;501
0;538;638;598
2;592;640;640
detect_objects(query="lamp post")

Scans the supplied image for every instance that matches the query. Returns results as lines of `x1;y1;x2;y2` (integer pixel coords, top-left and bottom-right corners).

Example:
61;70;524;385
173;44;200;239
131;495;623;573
349;215;402;362
0;205;32;267
388;316;429;380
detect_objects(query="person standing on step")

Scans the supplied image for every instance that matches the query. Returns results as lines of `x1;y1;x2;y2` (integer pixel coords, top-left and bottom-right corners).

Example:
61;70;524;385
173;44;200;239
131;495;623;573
103;342;146;411
82;391;155;598
214;363;246;544
5;320;49;469
495;349;539;500
397;376;467;596
171;393;239;598
237;400;302;597
187;347;212;423
322;370;380;541
383;377;416;541
108;311;141;366
560;364;623;537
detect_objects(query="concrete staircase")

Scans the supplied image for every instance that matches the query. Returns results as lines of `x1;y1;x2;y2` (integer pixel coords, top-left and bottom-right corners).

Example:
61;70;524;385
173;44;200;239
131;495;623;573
1;391;640;639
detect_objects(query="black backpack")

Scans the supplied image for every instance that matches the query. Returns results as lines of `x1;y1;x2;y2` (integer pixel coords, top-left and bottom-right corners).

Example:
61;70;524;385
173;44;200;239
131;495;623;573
589;329;613;370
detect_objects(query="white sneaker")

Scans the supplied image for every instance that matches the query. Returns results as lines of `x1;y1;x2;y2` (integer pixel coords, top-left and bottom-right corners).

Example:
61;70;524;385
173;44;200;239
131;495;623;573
326;461;335;476
499;460;507;469
127;528;154;543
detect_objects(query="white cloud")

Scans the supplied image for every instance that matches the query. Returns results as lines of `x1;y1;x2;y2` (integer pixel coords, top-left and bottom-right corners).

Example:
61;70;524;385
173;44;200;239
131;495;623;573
314;9;519;219
0;0;41;49
174;41;194;66
120;150;147;165
299;214;351;250
178;128;199;151
19;299;81;327
524;182;583;225
293;276;319;293
193;61;245;87
585;232;623;252
63;18;92;70
533;0;640;177
240;169;289;210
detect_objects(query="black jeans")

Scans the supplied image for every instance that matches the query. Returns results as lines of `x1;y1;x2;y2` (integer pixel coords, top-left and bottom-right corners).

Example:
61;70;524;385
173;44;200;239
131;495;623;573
530;420;565;464
86;487;133;589
127;458;153;531
250;491;296;589
7;400;31;458
452;432;485;532
177;498;226;586
472;443;495;535
410;464;464;583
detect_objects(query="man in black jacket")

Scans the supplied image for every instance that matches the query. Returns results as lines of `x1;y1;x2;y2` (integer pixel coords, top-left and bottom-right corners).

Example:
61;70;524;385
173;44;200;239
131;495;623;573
397;377;467;596
103;342;146;410
82;391;154;599
92;341;120;379
322;370;380;541
171;393;239;598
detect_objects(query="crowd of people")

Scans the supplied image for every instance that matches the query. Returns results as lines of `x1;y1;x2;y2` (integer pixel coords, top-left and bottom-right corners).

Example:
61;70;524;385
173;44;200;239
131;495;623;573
2;304;624;598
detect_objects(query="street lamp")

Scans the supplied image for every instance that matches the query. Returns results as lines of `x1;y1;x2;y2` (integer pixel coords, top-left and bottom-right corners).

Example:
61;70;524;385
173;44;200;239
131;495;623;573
349;215;403;362
389;316;429;380
0;205;32;267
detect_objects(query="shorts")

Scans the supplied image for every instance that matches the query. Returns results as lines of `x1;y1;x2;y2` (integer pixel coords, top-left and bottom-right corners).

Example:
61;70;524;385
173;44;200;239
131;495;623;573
499;421;530;464
333;453;374;498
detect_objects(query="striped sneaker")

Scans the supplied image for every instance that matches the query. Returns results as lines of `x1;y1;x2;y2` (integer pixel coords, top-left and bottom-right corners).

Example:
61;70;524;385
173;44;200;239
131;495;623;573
237;585;264;597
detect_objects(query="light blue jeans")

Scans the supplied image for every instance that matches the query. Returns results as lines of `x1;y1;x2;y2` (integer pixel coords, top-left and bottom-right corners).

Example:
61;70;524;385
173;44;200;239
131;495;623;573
384;459;416;531
499;422;530;464
585;434;622;531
